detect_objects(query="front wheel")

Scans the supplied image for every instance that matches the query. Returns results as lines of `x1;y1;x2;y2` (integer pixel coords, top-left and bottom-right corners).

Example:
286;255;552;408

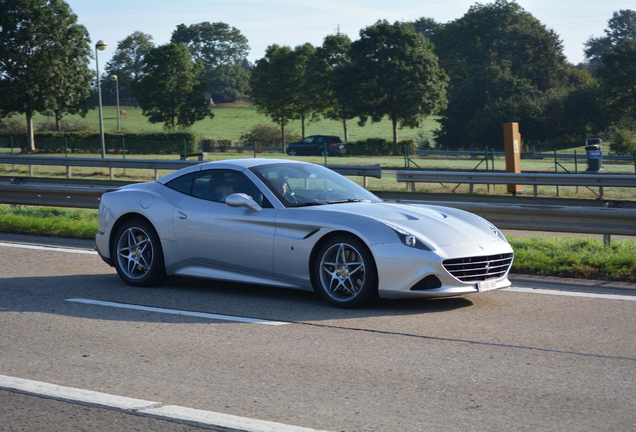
287;149;297;156
312;236;378;308
112;219;167;287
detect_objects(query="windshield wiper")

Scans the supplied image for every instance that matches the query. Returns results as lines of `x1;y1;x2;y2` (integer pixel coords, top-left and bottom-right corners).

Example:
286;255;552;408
327;199;370;204
293;201;327;207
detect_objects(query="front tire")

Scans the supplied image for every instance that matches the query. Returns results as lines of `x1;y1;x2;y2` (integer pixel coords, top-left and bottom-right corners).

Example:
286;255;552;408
112;219;167;287
313;236;378;308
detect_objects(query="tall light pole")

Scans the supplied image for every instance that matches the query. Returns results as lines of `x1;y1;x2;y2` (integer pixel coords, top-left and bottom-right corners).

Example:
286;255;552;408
110;75;120;131
95;40;107;158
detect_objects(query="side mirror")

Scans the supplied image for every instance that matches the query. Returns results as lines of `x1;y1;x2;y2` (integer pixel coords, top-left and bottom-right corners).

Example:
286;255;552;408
225;193;262;212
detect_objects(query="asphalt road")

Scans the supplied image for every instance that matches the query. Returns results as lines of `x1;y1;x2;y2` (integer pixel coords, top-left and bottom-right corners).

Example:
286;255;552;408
0;233;635;431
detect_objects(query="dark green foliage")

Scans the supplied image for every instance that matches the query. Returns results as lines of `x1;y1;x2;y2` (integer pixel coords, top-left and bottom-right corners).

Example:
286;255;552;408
238;124;301;147
133;43;213;129
432;0;586;150
103;32;156;105
584;9;636;68
0;131;197;154
347;20;448;154
171;22;250;103
0;0;93;151
345;139;415;156
609;128;636;155
307;34;355;140
597;40;636;122
249;44;315;145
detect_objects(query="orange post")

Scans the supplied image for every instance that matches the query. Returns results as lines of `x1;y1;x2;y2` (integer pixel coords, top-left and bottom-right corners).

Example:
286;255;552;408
503;123;522;194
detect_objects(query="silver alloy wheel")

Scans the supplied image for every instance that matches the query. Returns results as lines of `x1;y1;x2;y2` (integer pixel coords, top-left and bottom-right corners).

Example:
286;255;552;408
318;242;367;302
116;226;154;280
288;149;297;156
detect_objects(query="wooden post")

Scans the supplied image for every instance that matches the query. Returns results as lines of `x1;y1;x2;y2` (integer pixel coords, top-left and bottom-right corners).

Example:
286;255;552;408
503;123;522;194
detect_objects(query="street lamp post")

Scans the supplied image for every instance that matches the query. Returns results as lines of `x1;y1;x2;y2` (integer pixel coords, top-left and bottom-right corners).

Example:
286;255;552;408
95;40;107;158
110;75;120;131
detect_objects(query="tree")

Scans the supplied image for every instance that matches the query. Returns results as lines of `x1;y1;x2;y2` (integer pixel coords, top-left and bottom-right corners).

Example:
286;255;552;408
103;32;155;105
584;10;636;67
348;20;448;154
249;44;316;147
132;43;213;129
0;0;92;151
171;22;250;102
433;0;580;150
596;40;636;121
307;33;356;141
207;64;251;103
412;17;443;40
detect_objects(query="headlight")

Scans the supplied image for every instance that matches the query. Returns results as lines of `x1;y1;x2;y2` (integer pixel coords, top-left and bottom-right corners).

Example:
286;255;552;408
378;220;433;251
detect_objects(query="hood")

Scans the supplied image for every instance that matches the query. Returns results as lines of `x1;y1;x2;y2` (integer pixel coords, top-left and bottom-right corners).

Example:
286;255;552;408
315;201;499;247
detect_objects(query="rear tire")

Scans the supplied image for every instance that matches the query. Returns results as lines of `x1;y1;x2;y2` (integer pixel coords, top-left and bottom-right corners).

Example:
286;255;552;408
112;219;167;287
312;236;378;308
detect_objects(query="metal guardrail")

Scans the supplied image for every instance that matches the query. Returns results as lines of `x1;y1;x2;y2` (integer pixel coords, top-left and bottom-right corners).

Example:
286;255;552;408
0;156;381;182
397;171;636;197
394;199;636;237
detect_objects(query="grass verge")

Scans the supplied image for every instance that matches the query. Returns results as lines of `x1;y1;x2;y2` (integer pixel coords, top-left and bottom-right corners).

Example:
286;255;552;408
0;205;97;239
1;204;635;283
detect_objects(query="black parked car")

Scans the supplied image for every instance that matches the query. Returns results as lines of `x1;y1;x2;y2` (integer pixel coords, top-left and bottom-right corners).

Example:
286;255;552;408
286;135;346;156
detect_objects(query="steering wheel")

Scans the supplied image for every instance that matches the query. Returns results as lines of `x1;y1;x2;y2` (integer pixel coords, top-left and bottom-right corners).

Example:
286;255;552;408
316;188;334;201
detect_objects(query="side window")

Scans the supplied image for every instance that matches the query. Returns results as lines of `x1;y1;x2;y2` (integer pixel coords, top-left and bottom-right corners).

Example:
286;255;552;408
168;169;271;207
165;172;194;195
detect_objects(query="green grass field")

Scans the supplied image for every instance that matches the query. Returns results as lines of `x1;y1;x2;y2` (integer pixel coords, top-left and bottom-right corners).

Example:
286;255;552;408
5;102;437;145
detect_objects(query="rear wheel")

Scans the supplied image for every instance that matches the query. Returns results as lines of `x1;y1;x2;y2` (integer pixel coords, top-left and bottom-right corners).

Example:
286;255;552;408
313;236;378;308
112;219;167;287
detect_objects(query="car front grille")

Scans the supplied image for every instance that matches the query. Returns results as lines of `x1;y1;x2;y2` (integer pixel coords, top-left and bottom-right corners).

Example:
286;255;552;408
443;253;513;282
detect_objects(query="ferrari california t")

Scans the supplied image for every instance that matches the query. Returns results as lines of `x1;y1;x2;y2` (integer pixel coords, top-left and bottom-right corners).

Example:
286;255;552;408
95;159;513;308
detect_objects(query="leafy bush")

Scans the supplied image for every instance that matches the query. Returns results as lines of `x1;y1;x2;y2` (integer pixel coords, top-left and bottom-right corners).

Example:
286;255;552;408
0;131;198;155
609;128;636;155
239;124;301;148
345;138;415;156
0;119;27;135
35;118;91;132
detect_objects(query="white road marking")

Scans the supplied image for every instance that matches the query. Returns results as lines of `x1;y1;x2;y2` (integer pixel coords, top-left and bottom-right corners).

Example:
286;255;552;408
0;374;331;432
66;298;290;326
504;287;636;301
0;242;97;255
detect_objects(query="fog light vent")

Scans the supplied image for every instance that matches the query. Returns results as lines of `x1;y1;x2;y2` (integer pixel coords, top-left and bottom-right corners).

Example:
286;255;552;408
411;275;442;291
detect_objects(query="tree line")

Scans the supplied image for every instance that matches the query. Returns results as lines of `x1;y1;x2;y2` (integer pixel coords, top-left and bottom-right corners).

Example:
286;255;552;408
0;0;634;154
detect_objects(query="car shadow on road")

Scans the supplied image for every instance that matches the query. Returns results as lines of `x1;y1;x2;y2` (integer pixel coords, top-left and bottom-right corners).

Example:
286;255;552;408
1;272;475;324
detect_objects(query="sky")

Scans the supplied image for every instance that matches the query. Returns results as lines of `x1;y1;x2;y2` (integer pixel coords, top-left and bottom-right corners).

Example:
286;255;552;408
65;0;635;68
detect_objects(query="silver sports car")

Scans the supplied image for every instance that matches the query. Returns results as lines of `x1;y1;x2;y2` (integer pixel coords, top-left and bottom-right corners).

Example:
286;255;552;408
95;158;513;308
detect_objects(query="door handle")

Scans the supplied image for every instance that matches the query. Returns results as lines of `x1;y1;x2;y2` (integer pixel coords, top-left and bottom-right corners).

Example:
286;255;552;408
176;210;187;220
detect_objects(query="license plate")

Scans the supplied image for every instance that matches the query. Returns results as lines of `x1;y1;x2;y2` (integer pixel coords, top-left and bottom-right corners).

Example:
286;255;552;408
477;279;498;292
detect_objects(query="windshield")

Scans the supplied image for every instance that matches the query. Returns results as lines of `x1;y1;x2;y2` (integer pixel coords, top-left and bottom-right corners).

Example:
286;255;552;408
249;163;381;207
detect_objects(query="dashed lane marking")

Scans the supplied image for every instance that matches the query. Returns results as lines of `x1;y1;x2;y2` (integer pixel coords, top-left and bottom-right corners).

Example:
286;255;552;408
66;298;290;326
0;374;331;432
